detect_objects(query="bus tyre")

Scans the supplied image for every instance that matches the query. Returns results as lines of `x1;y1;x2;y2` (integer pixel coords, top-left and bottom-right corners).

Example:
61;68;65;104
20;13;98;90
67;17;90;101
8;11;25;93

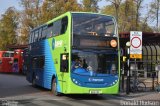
32;76;36;87
52;78;60;96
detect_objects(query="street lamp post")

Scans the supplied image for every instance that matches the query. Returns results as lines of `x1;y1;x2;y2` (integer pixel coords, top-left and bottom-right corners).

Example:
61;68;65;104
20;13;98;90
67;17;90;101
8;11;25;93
126;41;131;94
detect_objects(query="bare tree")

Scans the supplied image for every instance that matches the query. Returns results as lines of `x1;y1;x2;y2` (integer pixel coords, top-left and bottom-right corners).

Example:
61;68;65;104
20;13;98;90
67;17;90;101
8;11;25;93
133;0;144;30
106;0;122;23
149;0;160;32
156;0;160;32
82;0;100;12
122;0;129;32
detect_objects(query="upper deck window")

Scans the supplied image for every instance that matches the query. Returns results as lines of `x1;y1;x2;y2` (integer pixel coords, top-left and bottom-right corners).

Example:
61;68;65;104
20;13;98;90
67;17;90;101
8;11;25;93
72;13;116;37
42;26;47;39
29;16;68;43
34;30;39;42
47;16;68;37
29;33;32;44
2;52;13;57
3;53;9;57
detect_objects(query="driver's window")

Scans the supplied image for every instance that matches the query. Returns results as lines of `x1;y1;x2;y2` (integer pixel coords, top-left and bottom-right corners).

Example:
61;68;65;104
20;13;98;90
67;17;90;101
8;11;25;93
71;55;82;71
104;21;114;36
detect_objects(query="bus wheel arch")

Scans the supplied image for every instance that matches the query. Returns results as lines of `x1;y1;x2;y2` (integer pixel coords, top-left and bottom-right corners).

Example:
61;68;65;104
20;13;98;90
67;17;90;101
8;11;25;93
51;75;61;96
32;72;36;87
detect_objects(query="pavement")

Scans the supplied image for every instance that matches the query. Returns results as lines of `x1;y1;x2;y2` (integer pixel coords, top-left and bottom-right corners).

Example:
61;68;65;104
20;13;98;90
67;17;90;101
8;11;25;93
117;91;160;100
0;73;160;106
117;77;160;100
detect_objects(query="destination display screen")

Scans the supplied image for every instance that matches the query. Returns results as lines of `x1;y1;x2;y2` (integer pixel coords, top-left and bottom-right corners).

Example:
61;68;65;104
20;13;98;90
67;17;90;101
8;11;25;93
80;39;111;47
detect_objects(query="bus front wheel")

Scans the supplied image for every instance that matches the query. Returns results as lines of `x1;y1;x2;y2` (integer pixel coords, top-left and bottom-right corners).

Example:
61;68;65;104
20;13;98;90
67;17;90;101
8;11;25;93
52;78;60;96
32;75;36;87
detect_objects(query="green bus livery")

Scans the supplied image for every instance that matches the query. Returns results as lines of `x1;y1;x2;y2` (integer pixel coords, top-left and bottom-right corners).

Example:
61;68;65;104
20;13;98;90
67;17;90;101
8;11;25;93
26;12;120;95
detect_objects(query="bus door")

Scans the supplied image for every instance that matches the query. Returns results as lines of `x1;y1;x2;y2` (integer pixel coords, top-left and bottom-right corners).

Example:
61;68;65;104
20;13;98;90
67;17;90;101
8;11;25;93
59;53;69;92
0;51;14;73
0;51;4;72
13;49;24;73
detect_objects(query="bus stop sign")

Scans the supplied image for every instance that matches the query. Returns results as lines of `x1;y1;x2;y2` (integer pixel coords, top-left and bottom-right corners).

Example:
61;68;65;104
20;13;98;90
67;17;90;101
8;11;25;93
130;31;142;59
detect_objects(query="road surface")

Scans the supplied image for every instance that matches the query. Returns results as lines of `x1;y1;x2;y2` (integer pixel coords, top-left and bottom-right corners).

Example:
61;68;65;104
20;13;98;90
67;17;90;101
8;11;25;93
0;73;120;106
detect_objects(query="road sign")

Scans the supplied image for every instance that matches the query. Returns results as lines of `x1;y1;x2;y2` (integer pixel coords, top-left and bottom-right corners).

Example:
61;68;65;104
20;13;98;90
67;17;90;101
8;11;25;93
130;31;142;59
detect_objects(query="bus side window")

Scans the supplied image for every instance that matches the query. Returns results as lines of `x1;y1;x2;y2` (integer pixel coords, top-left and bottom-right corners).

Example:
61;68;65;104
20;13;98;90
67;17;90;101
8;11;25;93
61;16;68;34
2;53;5;57
47;23;53;38
29;33;32;44
53;20;61;36
32;56;45;69
35;30;39;42
39;56;45;69
38;28;42;41
30;32;33;43
32;57;37;69
10;53;14;57
42;26;47;39
3;53;9;57
32;32;35;43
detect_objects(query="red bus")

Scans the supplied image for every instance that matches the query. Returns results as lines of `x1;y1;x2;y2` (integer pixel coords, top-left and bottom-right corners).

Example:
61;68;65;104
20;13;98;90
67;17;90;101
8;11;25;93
22;48;29;74
0;51;14;73
13;49;24;73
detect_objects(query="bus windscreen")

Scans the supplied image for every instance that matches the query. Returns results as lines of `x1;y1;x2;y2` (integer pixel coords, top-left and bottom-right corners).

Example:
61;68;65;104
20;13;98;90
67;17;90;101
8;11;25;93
72;13;116;37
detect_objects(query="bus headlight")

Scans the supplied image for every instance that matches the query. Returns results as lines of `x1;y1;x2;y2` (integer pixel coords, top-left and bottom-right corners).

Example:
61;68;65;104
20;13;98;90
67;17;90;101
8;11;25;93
115;79;118;82
113;82;115;85
110;39;117;47
112;80;118;85
72;78;81;86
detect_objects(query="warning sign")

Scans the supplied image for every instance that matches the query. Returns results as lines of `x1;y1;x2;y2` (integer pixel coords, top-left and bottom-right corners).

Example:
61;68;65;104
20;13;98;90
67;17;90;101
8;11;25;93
130;31;142;59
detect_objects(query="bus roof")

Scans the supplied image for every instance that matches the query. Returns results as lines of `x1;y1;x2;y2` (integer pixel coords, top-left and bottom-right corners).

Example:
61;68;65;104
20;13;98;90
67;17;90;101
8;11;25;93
31;12;116;32
46;12;115;25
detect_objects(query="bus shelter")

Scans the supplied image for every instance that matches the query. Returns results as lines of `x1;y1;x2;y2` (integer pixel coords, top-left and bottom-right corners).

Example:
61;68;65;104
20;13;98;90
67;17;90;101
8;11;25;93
6;45;28;51
120;32;160;90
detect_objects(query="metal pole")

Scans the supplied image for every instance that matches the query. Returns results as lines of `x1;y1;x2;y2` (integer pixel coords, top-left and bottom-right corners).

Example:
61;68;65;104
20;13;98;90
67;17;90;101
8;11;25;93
153;44;158;82
133;59;137;89
121;62;125;91
148;44;154;90
144;46;149;78
126;47;130;94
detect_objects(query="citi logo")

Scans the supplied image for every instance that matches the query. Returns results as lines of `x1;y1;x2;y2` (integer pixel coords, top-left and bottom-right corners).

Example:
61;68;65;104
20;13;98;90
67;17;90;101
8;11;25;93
52;39;63;49
55;40;63;47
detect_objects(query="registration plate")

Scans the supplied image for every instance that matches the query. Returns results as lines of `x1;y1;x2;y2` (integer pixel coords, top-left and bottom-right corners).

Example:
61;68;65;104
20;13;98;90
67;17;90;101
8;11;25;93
89;90;102;94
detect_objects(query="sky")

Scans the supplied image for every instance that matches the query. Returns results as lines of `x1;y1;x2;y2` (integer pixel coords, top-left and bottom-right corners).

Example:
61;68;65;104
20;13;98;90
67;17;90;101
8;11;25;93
0;0;21;15
0;0;153;18
0;0;107;15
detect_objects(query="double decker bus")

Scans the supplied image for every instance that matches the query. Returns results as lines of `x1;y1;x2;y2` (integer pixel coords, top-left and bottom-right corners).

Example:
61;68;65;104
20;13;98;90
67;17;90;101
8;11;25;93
0;51;14;73
26;12;120;95
22;48;29;74
13;49;24;73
